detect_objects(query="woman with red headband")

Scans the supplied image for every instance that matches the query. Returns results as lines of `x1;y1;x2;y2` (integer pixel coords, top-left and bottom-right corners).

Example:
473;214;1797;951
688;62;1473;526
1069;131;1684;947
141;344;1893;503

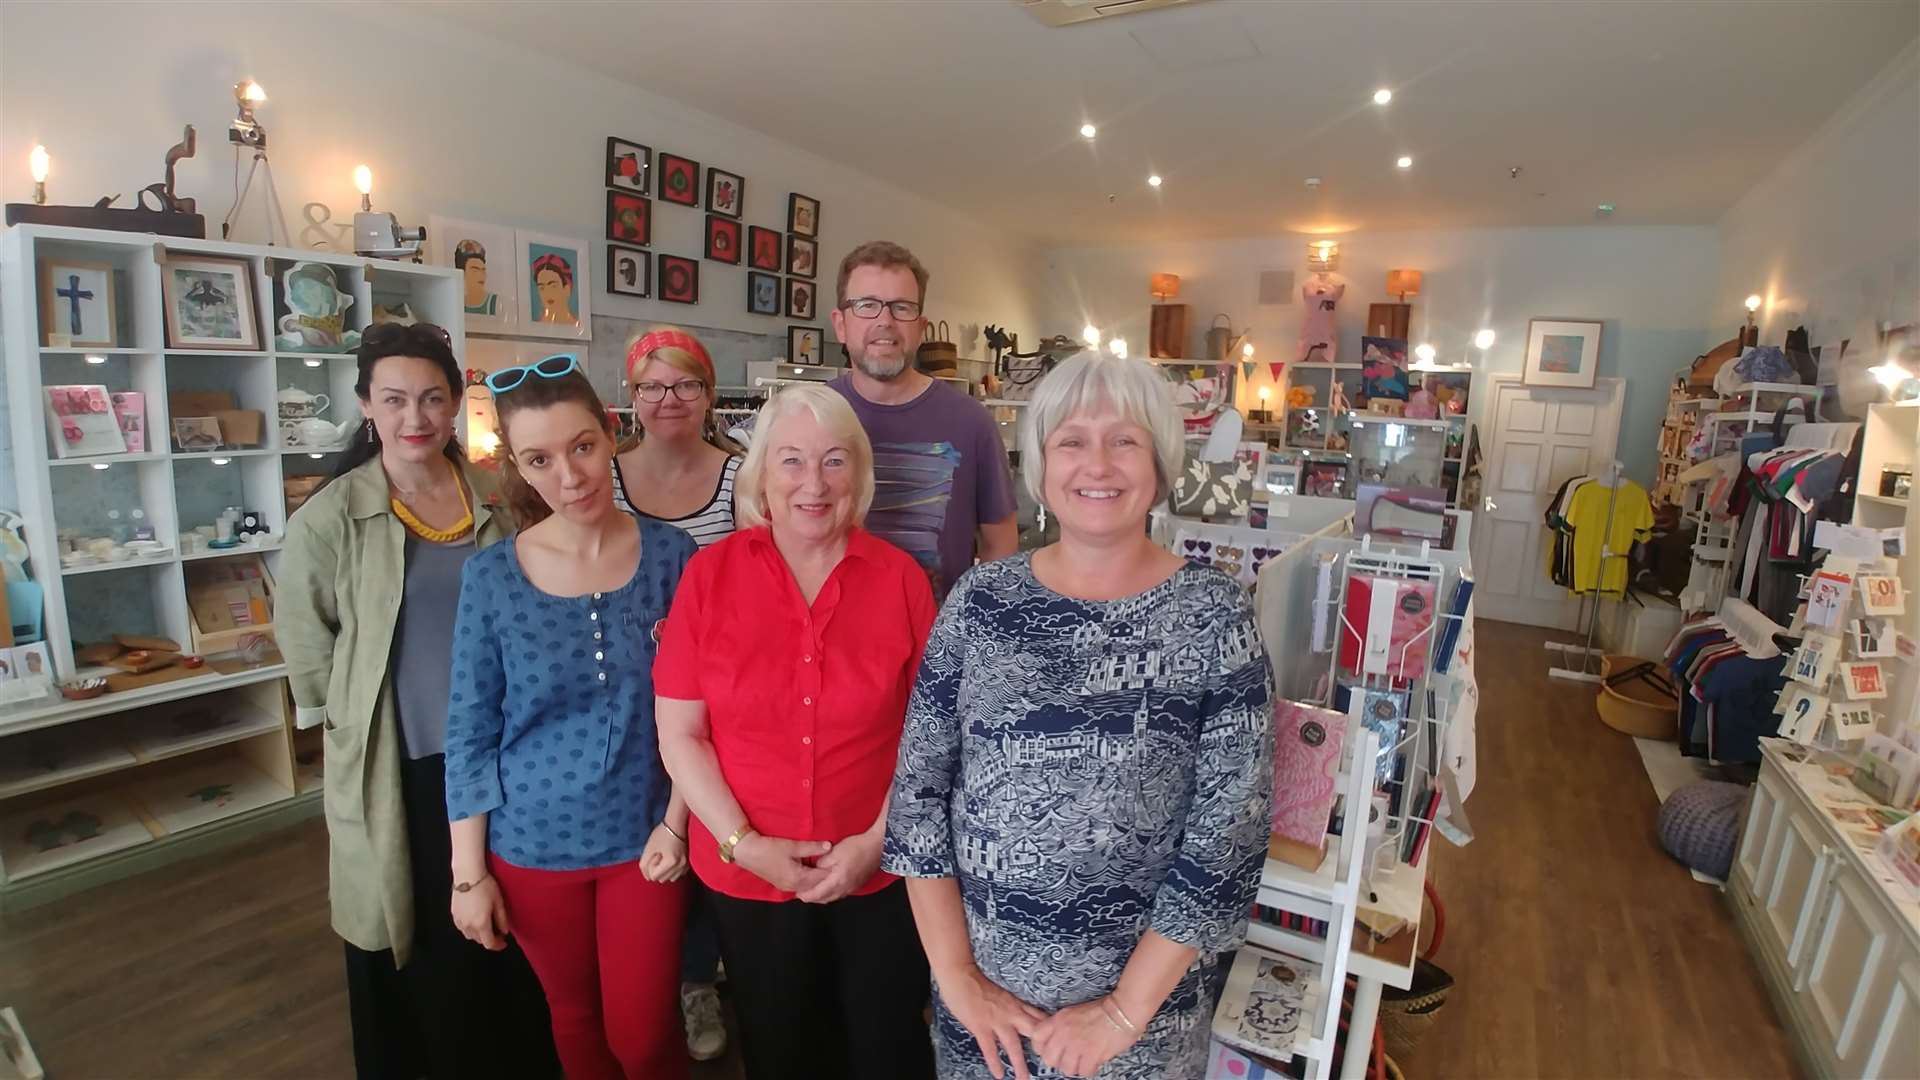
611;326;741;1061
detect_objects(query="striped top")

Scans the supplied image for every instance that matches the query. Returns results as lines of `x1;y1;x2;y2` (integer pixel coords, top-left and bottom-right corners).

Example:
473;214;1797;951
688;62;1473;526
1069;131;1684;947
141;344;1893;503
612;453;741;548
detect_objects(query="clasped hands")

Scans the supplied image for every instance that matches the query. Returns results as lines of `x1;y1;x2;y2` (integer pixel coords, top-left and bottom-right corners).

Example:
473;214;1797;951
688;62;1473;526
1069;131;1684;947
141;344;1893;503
732;827;883;905
943;964;1143;1080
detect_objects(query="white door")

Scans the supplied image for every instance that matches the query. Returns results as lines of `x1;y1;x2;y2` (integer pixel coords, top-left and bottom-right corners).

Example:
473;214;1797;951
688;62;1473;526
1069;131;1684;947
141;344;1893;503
1470;376;1623;628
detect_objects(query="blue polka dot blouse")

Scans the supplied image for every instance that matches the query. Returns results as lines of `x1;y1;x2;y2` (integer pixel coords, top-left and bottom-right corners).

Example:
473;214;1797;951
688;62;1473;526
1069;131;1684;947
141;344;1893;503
444;518;696;870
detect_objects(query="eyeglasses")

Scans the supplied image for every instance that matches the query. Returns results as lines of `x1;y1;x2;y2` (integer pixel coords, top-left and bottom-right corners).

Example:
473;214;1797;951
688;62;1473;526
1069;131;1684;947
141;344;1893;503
840;297;923;321
633;379;706;403
484;353;579;394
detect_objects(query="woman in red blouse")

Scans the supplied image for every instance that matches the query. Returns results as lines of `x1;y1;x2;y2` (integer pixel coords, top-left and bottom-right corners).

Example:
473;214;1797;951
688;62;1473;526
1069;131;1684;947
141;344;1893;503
655;384;937;1080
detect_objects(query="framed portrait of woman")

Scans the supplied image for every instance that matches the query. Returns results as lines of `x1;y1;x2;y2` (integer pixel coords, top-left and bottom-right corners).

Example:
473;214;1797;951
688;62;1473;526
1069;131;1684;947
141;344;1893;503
428;216;519;333
514;230;592;340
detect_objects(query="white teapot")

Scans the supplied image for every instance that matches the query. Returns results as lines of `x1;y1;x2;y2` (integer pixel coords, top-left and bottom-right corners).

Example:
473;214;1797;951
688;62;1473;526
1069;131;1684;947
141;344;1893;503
277;387;331;420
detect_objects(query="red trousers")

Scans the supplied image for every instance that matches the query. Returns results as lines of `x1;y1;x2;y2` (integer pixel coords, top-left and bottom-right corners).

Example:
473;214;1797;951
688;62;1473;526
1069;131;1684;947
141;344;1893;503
491;854;690;1080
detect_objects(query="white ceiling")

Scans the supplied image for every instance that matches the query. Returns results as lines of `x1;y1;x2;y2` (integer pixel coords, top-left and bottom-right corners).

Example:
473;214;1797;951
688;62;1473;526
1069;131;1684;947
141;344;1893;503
431;0;1918;246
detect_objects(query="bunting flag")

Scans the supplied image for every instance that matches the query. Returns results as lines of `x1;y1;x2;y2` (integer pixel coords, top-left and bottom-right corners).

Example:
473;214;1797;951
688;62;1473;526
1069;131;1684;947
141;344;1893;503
1242;361;1258;381
1271;361;1286;381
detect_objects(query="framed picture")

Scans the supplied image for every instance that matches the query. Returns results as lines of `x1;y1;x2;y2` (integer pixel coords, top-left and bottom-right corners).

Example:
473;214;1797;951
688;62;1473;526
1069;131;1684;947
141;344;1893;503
161;254;260;350
659;254;700;305
608;244;651;298
607;191;651;246
38;258;116;347
748;226;782;272
788;326;824;366
515;230;592;339
788;192;820;238
428;215;518;332
1359;336;1409;400
1522;318;1603;388
786;278;816;320
606;137;650;194
171;416;224;452
705;215;742;264
659;153;700;207
706;167;744;219
786;235;818;280
747;271;780;316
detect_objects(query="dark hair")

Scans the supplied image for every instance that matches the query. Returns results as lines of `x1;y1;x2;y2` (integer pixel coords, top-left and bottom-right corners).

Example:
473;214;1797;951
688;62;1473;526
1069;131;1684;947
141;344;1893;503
330;322;466;479
453;239;486;270
530;253;574;286
835;239;928;309
493;367;614;529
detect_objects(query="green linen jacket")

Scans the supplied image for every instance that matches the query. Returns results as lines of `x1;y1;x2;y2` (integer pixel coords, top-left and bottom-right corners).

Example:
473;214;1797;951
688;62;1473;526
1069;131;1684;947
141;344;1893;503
277;455;511;966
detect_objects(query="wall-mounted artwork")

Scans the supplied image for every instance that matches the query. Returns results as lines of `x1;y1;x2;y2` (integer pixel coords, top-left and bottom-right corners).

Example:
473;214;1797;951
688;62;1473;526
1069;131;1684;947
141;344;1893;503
659;254;700;305
706;215;741;265
1522;318;1603;389
786;278;816;320
1359;336;1409;400
429;215;518;332
786;236;817;280
659;153;700;207
788;193;819;238
272;260;360;354
606;137;650;194
748;226;782;272
517;231;592;339
608;244;651;298
706;167;744;219
788;325;823;366
37;258;116;347
748;271;780;316
161;254;259;350
607;191;651;246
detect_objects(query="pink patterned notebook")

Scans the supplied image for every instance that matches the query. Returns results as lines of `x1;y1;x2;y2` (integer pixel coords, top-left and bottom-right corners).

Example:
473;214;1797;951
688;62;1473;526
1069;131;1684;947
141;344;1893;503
1269;700;1348;869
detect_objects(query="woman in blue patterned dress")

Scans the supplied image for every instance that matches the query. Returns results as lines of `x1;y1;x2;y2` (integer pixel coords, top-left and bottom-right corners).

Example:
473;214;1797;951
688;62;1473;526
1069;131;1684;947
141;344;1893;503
883;351;1274;1079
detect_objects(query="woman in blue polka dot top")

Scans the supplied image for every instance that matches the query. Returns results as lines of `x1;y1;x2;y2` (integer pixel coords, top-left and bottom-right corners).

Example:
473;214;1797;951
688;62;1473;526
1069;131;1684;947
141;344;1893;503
443;357;698;1080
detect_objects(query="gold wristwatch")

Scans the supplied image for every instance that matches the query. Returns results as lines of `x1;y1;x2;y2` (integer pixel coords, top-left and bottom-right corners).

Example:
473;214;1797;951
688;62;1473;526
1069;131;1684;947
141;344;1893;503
718;824;756;864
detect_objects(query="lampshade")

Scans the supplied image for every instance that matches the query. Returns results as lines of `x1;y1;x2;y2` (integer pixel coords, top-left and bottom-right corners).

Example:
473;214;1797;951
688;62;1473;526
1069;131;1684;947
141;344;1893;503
1150;273;1181;300
1306;240;1340;272
1387;269;1422;299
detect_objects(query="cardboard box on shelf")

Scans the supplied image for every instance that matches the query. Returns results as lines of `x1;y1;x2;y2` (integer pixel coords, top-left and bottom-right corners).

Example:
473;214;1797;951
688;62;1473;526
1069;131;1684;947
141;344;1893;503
184;557;275;655
167;391;264;449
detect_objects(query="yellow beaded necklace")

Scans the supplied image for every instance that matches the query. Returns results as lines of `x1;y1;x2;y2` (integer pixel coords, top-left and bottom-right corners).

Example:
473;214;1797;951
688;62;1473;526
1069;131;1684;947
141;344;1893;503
390;458;474;543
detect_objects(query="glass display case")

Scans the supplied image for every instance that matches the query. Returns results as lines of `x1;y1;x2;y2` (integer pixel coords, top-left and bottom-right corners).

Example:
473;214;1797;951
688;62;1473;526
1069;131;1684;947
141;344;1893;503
1345;413;1448;488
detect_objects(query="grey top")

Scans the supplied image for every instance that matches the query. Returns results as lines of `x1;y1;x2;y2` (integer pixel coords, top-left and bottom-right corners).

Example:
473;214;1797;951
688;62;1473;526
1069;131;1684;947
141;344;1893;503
392;536;476;760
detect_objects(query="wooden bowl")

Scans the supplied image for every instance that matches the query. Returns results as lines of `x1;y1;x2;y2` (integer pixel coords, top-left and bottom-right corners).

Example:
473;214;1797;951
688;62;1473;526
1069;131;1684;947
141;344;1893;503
60;677;109;700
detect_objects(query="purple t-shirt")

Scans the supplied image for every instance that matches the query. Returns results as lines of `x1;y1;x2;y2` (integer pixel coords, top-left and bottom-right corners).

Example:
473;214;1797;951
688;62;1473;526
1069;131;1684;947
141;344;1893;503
830;375;1017;599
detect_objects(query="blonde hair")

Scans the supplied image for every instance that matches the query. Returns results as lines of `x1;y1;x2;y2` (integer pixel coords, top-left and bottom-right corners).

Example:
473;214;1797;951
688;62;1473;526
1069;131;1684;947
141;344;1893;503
620;327;741;454
1018;350;1185;507
734;384;875;529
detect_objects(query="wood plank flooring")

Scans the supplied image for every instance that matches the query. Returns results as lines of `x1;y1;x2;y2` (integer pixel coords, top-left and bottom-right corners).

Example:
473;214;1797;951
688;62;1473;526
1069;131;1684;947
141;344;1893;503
0;620;1797;1078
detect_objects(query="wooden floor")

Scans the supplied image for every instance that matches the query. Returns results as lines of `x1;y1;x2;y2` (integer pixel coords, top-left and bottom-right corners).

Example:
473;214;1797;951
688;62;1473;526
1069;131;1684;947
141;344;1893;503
0;620;1798;1078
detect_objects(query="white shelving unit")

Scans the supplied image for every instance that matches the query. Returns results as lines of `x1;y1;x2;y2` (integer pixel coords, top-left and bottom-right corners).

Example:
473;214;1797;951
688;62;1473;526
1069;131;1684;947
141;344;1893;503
0;224;467;905
1679;382;1820;613
1855;401;1918;531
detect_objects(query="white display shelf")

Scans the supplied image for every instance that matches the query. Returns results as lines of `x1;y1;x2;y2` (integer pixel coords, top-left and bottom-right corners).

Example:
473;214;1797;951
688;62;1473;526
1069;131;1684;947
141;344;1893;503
280;445;349;455
40;347;161;358
60;552;176;577
180;539;282;562
1858;493;1909;510
170;449;276;461
165;349;271;359
48;451;168;467
0;662;286;740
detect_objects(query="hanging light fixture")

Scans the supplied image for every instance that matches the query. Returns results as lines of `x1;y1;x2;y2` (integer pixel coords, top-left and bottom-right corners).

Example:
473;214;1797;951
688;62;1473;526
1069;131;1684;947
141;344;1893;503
1386;269;1422;302
1149;273;1181;300
1306;240;1340;272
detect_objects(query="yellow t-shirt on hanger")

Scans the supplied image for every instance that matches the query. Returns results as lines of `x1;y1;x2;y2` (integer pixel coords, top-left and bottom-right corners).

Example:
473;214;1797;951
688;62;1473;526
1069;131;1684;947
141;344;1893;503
1566;478;1653;595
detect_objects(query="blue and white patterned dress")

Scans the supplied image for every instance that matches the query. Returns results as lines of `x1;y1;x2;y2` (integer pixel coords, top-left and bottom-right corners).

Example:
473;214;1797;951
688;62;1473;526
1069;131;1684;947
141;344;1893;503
883;555;1274;1079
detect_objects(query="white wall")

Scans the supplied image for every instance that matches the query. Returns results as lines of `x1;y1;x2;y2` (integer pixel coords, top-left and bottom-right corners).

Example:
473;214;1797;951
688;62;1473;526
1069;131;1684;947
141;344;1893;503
1714;41;1920;353
0;1;1040;353
1035;225;1721;485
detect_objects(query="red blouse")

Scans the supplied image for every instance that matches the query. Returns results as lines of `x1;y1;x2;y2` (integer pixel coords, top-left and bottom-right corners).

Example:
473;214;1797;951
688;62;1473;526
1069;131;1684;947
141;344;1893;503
654;525;936;901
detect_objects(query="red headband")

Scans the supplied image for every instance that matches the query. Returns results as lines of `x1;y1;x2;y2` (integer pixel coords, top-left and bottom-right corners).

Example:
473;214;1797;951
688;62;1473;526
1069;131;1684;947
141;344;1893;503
627;330;714;386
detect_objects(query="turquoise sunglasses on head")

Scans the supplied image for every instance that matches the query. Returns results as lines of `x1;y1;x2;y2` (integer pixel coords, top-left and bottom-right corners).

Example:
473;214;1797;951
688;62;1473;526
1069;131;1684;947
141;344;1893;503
484;353;580;394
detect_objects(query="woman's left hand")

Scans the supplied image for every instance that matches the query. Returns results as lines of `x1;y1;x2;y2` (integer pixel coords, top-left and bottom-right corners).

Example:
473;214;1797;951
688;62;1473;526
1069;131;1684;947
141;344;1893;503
1031;998;1139;1078
640;824;689;883
794;827;883;905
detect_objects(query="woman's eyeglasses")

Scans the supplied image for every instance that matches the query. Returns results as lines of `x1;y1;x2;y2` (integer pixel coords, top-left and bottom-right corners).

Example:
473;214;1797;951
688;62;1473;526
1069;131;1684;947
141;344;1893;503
633;380;706;403
840;297;923;321
484;354;580;394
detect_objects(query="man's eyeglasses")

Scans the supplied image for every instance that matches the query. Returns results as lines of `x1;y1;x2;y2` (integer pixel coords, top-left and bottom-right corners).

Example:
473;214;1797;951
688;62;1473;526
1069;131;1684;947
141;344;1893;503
840;297;923;321
484;354;580;394
633;380;706;403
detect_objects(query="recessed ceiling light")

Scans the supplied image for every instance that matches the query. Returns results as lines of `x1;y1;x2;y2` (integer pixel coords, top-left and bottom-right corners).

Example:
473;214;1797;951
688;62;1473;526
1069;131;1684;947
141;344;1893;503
1373;88;1393;105
1396;155;1413;169
1474;329;1496;350
1079;123;1097;139
1147;174;1163;187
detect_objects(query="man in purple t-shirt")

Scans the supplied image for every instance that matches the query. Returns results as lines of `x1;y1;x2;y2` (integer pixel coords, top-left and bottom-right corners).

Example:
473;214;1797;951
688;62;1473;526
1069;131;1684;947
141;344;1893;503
827;241;1017;599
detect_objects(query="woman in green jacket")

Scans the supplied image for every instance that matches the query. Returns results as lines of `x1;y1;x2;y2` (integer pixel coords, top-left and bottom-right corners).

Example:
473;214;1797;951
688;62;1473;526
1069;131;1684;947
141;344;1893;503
278;323;559;1079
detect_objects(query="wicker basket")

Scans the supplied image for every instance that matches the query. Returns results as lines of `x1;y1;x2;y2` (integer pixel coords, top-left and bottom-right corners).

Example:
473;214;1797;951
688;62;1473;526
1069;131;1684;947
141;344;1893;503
1596;654;1677;740
1379;957;1454;1061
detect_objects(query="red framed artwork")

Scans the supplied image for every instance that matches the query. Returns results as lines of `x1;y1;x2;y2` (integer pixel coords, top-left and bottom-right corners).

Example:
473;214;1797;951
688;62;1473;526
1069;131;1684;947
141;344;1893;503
658;153;700;207
606;191;650;246
705;215;741;264
659;254;700;304
748;226;782;272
